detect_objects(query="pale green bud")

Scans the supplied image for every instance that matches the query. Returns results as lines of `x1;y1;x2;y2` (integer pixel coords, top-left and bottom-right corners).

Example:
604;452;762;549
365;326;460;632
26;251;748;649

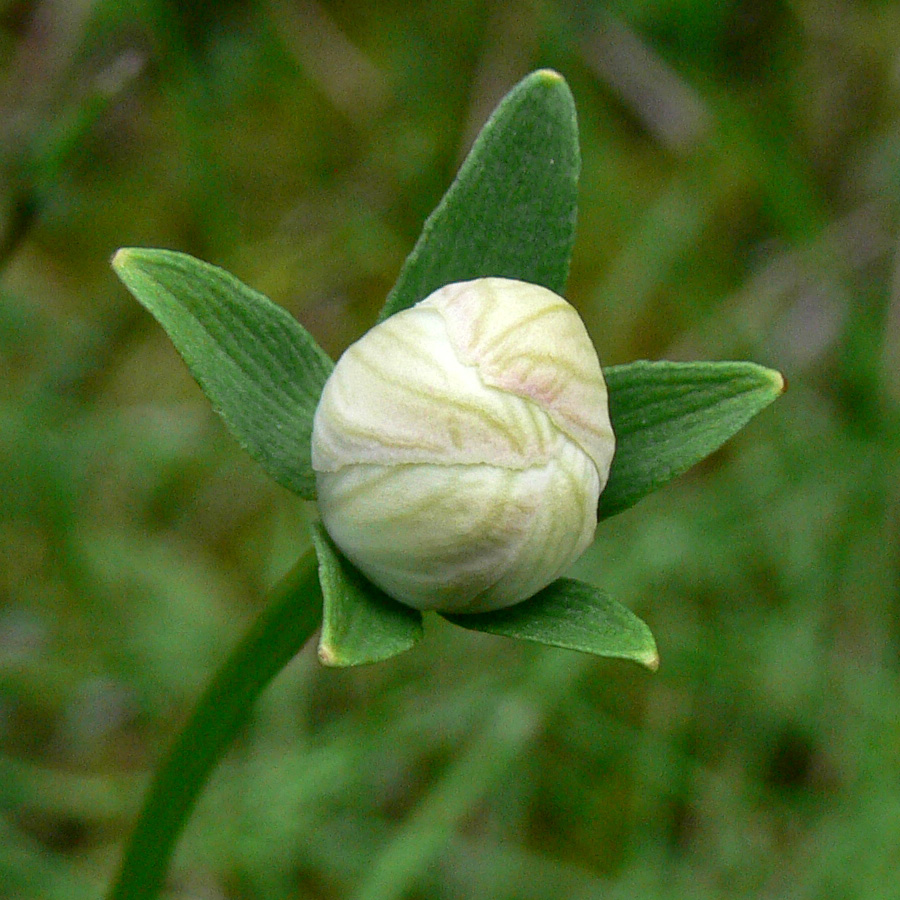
311;278;615;614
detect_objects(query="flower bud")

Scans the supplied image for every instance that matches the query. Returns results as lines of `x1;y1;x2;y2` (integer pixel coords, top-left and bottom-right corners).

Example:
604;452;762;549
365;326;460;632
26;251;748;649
311;278;615;614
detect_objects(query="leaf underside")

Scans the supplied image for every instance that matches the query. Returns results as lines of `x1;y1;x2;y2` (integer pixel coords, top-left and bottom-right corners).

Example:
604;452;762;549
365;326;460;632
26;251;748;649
112;248;333;500
312;522;423;667
378;69;580;321
443;577;659;670
599;360;785;521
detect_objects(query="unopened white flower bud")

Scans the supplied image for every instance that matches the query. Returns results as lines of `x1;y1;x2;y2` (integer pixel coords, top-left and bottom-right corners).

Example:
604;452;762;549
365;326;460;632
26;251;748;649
311;278;615;614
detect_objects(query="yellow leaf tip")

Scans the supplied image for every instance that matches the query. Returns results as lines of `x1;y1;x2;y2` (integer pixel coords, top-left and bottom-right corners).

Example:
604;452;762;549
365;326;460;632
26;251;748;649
110;247;133;272
641;645;660;672
317;641;339;667
759;365;787;396
535;68;564;83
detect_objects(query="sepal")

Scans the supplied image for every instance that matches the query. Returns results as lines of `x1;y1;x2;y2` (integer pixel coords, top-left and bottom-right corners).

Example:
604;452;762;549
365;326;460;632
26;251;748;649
599;360;785;520
442;577;659;670
311;522;423;667
112;248;333;500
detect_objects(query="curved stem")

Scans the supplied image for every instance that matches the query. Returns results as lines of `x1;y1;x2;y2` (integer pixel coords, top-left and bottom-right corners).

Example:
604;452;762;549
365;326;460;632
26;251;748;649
107;549;322;900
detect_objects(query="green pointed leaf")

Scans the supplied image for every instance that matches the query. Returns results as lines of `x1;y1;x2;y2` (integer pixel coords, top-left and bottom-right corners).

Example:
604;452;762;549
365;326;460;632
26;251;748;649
599;360;785;520
379;69;580;322
311;522;423;667
442;578;658;669
112;248;333;500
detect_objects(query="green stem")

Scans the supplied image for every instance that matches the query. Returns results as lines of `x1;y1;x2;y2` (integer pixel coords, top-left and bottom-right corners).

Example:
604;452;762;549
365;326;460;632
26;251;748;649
107;549;322;900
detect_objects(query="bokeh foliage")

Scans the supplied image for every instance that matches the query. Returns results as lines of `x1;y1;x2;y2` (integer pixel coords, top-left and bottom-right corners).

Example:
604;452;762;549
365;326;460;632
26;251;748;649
1;2;899;899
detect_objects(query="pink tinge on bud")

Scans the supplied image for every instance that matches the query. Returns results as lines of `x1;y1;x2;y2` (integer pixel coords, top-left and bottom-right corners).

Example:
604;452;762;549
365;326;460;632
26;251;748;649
311;278;616;613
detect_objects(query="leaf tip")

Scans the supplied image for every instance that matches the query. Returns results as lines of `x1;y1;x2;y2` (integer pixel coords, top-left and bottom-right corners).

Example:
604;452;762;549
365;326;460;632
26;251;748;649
641;645;660;672
111;247;135;275
317;640;342;667
753;364;787;398
771;368;787;395
534;68;565;84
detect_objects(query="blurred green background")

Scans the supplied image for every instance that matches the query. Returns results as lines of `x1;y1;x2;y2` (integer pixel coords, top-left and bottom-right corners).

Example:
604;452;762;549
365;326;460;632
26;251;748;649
2;1;899;898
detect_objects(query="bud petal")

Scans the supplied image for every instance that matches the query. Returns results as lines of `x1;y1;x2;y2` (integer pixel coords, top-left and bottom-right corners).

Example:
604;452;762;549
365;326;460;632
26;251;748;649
311;278;615;613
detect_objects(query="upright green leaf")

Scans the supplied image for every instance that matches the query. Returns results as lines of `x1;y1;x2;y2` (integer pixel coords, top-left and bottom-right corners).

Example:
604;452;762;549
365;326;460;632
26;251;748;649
312;523;423;667
443;578;658;669
599;360;785;520
379;69;580;321
113;249;333;499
